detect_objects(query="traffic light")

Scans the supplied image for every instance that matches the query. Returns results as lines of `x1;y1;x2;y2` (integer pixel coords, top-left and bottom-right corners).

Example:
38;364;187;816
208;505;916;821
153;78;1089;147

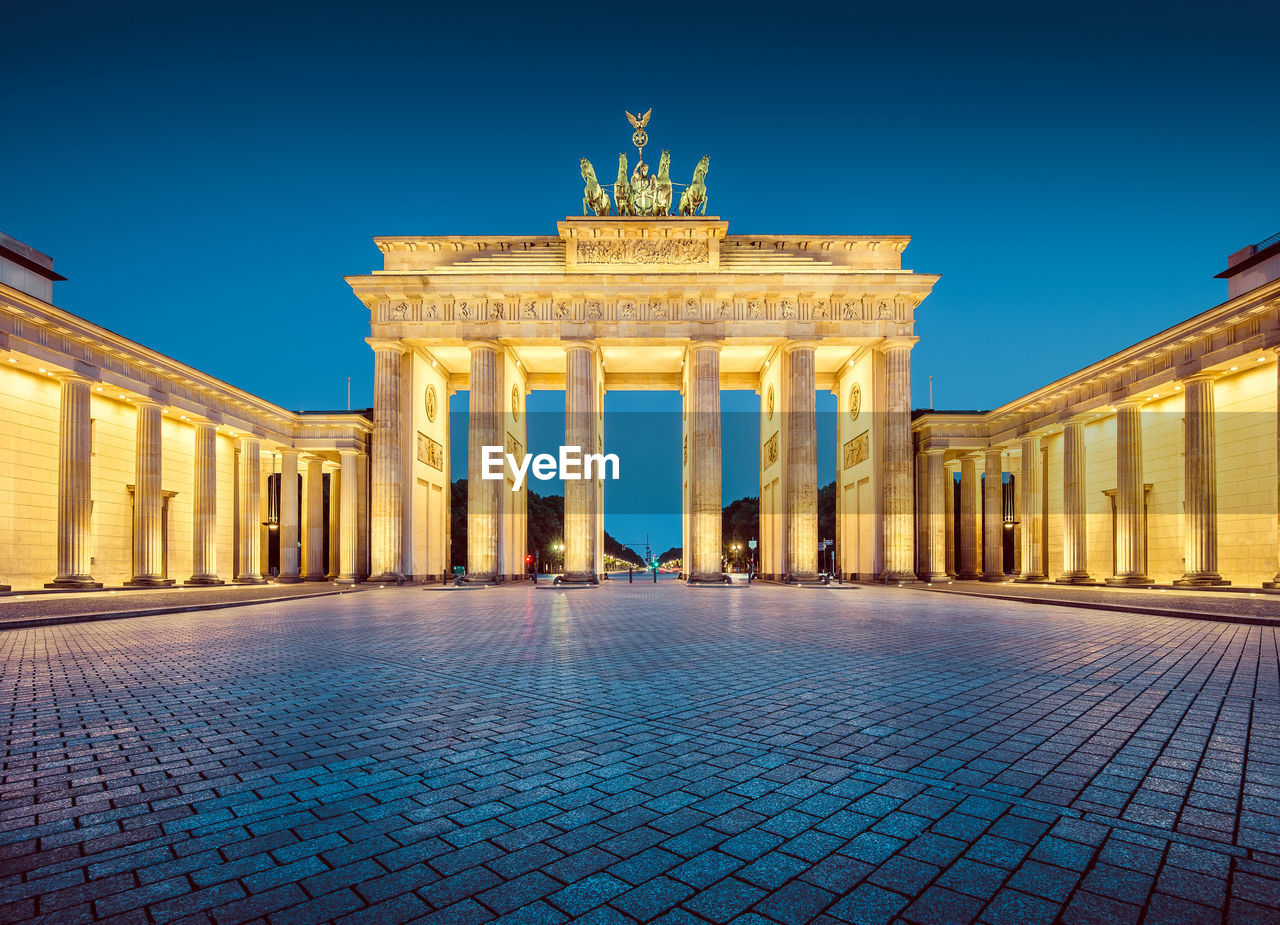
525;554;533;565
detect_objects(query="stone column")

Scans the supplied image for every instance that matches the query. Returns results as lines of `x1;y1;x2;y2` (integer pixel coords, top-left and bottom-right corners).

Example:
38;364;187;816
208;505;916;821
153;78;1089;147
1109;401;1151;584
356;451;370;580
785;342;818;580
926;449;948;581
688;343;723;582
563;342;598;582
958;454;980;579
883;340;915;580
944;463;956;576
1178;375;1227;585
1017;434;1044;581
1058;418;1091;583
468;342;503;582
982;448;1005;581
915;453;929;579
235;436;265;583
277;448;300;582
187;421;222;585
369;341;405;581
47;374;100;588
303;457;325;580
328;465;341;578
128;400;172;586
338;449;359;583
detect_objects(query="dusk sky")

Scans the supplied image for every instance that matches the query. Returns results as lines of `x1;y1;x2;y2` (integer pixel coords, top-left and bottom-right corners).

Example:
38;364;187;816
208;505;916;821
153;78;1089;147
4;0;1277;552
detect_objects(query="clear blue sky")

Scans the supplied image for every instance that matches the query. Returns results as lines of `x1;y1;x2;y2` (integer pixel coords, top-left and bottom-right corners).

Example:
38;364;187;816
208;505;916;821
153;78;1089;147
4;0;1276;553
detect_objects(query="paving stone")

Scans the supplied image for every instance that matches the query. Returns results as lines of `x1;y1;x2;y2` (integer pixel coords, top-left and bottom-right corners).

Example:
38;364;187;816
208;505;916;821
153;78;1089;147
1;583;1274;925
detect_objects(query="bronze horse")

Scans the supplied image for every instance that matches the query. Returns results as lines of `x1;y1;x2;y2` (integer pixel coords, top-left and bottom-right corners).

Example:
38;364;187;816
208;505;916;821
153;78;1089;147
580;158;611;216
678;155;710;216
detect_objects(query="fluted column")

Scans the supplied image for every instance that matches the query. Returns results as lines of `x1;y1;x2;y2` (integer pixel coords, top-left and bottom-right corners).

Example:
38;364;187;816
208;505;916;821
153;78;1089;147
1018;434;1044;581
303;457;325;580
277;449;301;582
982;448;1005;581
235;436;265;583
1109;402;1151;584
1178;375;1227;585
688;343;723;582
883;340;915;580
356;451;370;580
338;449;359;583
127;401;171;586
563;343;597;582
944;464;956;576
47;374;100;588
958;454;980;579
186;422;222;584
468;342;503;582
1058;418;1091;583
370;341;405;581
785;343;818;580
1270;354;1280;588
926;449;948;581
328;466;341;578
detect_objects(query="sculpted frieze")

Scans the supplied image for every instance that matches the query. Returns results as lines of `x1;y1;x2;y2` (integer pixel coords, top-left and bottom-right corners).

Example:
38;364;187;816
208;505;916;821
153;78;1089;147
575;238;710;265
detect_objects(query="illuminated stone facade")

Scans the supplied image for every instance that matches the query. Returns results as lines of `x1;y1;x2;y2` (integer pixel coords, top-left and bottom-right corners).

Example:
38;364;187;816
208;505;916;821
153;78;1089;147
912;232;1280;587
345;217;937;583
7;218;1277;593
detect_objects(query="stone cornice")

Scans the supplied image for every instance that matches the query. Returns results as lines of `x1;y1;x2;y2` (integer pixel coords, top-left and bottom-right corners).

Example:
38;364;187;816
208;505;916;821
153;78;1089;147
913;277;1280;447
0;281;371;446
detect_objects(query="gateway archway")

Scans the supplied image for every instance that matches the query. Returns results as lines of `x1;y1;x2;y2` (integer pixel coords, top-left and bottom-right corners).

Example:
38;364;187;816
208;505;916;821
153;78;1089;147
346;216;938;584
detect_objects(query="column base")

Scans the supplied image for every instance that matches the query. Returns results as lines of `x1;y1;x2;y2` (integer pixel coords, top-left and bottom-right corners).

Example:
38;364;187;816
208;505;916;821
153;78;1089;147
44;578;103;590
1056;574;1096;585
185;576;226;586
125;577;177;588
233;576;268;585
0;584;9;593
980;573;1008;582
688;573;731;584
926;572;952;583
1015;574;1048;583
1263;579;1280;589
561;572;598;585
1174;575;1230;587
335;577;358;585
275;576;304;584
303;575;328;582
1105;576;1154;586
956;571;981;580
367;572;405;584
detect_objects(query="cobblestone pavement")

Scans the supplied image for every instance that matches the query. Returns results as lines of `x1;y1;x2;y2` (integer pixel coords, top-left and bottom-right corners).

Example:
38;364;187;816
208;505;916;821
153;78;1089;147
1;583;1278;924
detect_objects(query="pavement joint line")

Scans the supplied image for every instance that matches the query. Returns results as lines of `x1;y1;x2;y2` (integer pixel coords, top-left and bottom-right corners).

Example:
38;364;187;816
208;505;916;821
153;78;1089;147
0;585;380;631
906;582;1280;626
219;621;1143;832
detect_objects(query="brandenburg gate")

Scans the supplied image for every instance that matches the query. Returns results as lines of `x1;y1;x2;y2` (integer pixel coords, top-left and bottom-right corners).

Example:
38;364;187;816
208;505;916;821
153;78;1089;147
344;120;938;584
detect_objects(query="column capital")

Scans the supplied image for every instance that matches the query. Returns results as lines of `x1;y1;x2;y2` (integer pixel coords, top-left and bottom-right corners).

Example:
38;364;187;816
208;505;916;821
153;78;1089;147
1183;371;1218;385
782;339;819;354
338;448;359;459
55;371;93;385
366;337;408;355
881;336;919;352
279;446;300;458
924;446;946;458
687;339;723;352
1115;398;1145;410
466;339;504;353
132;397;162;410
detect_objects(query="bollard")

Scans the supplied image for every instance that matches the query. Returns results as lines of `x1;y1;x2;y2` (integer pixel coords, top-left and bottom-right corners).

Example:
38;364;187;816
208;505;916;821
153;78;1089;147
652;568;657;584
628;567;633;584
